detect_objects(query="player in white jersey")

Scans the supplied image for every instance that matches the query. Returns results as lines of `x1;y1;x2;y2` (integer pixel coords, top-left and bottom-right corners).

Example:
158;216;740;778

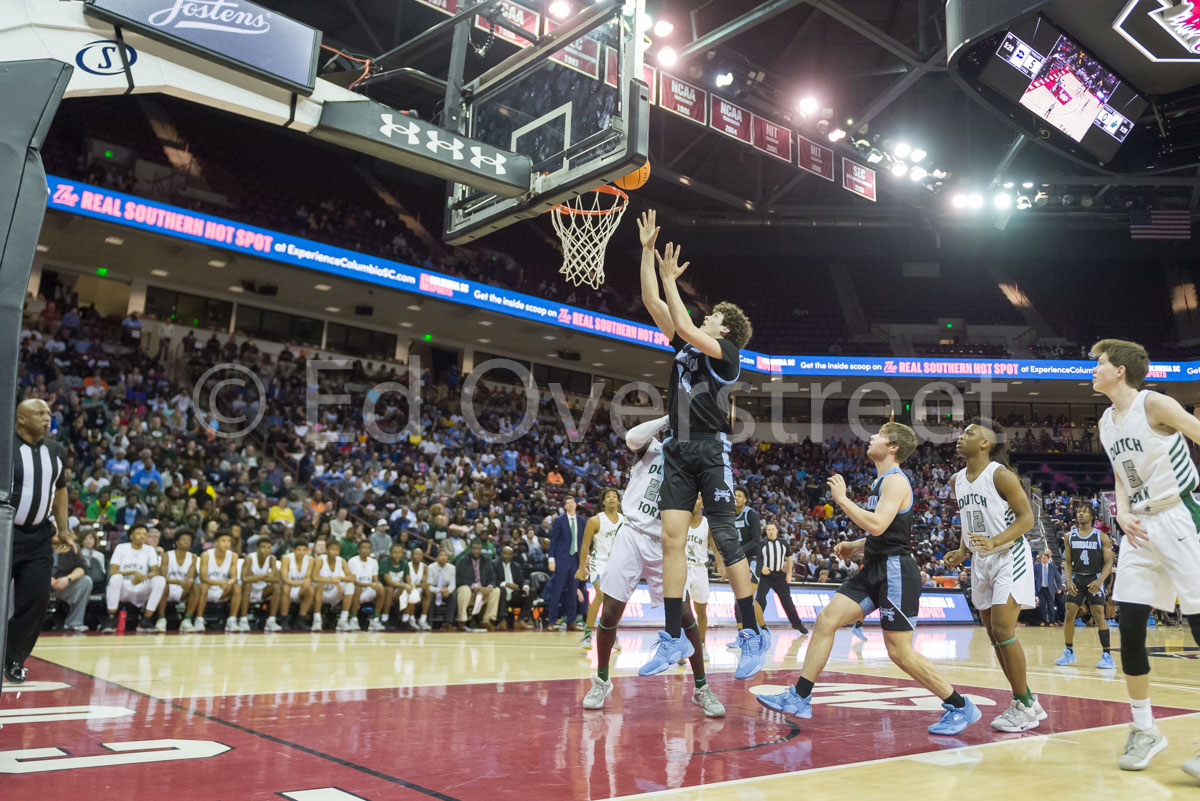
195;532;241;632
234;539;282;632
346;540;386;631
1092;339;1200;776
279;540;314;630
310;539;353;631
158;531;198;632
945;420;1043;732
685;494;713;661
575;488;623;650
582;416;725;717
102;524;168;633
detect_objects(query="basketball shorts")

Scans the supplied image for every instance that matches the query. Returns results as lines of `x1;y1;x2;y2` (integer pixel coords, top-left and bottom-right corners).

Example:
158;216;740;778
357;586;377;604
686;564;710;604
598;525;664;607
110;576;162;607
971;538;1035;611
322;583;345;603
1114;500;1200;614
1066;573;1107;607
836;554;921;632
206;585;231;603
167;584;187;603
396;589;418;608
660;437;735;515
248;580;271;603
588;553;610;584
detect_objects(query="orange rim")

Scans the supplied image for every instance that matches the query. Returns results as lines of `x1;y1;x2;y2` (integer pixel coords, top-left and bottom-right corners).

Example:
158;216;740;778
551;185;629;216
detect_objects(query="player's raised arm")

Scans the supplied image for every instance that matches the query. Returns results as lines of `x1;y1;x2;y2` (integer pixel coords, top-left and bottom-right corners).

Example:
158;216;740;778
638;210;674;340
657;243;722;359
625;414;670;452
828;472;905;536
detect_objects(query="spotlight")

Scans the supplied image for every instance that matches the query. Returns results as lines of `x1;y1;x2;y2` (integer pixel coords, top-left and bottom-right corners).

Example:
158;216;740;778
1022;181;1034;189
893;142;912;159
993;193;1012;209
798;96;819;116
967;193;984;209
931;169;948;180
909;166;928;181
1034;191;1049;207
828;128;846;143
657;46;677;67
866;149;884;164
816;120;830;135
1062;194;1075;206
951;193;968;209
1081;195;1094;208
653;19;674;37
1016;195;1032;210
910;148;927;162
1002;181;1014;189
548;0;571;19
892;161;908;177
714;71;733;88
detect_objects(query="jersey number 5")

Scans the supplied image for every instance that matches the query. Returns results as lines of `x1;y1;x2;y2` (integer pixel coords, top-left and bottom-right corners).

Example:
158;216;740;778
1122;460;1144;489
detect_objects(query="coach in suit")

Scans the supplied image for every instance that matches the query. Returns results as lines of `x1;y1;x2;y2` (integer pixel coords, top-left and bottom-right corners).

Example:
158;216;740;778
494;546;531;629
544;496;586;631
1033;551;1062;626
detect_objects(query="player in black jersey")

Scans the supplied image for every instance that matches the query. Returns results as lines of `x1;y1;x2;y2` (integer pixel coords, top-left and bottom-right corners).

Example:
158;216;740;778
757;423;981;735
1054;506;1116;669
633;211;766;680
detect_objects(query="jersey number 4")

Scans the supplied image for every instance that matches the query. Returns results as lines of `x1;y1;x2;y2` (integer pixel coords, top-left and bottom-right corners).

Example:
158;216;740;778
1122;460;1144;489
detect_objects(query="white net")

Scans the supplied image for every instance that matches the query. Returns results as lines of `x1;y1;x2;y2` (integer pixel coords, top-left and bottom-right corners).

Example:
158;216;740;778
550;186;628;289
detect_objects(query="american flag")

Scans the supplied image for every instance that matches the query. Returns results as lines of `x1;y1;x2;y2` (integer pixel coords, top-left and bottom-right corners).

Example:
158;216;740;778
1128;209;1191;240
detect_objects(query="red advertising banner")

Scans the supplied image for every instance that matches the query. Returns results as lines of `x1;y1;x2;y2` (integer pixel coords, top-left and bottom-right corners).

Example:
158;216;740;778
475;1;540;48
544;19;601;78
414;0;457;14
796;133;835;181
709;96;752;143
841;157;877;202
604;50;656;104
751;115;793;163
659;74;707;124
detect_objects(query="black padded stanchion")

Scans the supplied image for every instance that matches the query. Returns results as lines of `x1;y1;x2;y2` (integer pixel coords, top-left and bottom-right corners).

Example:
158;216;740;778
0;59;72;695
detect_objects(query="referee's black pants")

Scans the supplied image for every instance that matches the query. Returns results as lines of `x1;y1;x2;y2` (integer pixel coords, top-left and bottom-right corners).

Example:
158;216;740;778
5;522;54;667
755;570;804;629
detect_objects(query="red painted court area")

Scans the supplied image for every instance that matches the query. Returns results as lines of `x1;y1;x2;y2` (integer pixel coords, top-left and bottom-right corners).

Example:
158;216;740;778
1;658;1187;801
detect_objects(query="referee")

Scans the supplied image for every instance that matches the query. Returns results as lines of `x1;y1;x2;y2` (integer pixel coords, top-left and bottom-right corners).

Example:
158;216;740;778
5;398;70;684
755;522;808;634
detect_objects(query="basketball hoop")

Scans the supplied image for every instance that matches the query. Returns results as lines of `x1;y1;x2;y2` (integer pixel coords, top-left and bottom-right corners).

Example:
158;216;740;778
550;185;629;289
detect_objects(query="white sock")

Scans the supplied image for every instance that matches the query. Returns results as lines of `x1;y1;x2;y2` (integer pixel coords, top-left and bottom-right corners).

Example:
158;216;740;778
402;614;411;622
419;614;427;623
241;617;249;625
1130;697;1154;732
267;616;275;624
339;610;349;622
381;614;389;622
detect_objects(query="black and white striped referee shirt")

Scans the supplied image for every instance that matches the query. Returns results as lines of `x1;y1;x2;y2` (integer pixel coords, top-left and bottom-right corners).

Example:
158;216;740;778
761;538;788;573
12;433;66;528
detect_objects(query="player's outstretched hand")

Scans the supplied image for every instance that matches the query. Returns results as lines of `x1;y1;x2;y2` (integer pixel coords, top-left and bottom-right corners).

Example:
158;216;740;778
638;210;659;250
1116;511;1148;547
826;474;847;502
655;242;689;281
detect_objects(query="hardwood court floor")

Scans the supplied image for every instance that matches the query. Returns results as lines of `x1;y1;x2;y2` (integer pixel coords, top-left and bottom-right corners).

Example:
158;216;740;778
3;623;1200;800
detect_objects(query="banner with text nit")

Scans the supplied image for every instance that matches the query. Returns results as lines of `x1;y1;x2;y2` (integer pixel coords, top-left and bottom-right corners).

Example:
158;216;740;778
751;115;793;163
796;133;835;181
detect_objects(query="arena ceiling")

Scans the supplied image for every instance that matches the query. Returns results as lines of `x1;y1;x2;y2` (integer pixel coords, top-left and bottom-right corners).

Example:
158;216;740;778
265;0;1200;230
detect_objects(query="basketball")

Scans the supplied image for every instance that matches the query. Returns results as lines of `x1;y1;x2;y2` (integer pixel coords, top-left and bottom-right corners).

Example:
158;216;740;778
614;161;650;191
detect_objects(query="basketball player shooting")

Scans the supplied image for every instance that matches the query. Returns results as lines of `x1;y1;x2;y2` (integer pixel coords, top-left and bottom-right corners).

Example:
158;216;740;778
633;210;766;679
1092;339;1200;777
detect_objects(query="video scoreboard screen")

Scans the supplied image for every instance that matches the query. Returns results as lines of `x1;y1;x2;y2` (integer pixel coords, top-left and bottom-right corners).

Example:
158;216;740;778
980;15;1147;162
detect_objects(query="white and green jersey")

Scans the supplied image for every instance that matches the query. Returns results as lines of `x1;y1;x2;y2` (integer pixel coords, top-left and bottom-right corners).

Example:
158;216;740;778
283;553;311;583
686;517;710;567
590;511;622;567
622;438;664;534
1100;390;1200;514
165;550;194;582
202;549;235;582
953;461;1022;558
246;552;273;582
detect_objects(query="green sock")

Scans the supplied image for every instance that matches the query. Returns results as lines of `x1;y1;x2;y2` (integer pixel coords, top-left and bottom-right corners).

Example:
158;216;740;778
1015;688;1034;706
694;676;707;689
584;626;592;635
597;666;609;682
